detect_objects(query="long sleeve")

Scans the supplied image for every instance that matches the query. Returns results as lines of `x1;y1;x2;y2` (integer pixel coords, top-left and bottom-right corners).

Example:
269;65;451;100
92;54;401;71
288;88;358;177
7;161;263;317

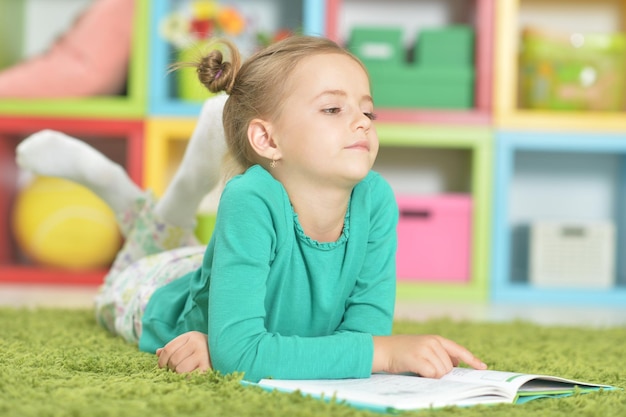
337;172;398;335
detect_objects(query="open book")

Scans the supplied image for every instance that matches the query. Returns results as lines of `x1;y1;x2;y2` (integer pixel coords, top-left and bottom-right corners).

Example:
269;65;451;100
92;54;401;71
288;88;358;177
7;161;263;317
249;368;615;412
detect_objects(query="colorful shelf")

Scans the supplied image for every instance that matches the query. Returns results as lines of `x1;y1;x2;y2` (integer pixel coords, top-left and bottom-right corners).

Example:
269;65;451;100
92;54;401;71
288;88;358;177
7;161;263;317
0;0;149;119
0;116;144;285
491;131;626;305
376;124;493;302
147;0;324;117
325;0;494;126
494;0;626;131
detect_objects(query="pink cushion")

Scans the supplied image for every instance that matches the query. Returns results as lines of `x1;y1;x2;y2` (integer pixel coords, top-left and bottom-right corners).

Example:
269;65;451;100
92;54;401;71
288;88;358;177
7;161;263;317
0;0;135;98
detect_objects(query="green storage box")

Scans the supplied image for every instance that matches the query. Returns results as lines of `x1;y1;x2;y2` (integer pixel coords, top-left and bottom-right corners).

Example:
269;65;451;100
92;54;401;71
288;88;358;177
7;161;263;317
519;27;626;111
414;25;475;68
348;25;475;109
369;66;475;109
347;27;405;68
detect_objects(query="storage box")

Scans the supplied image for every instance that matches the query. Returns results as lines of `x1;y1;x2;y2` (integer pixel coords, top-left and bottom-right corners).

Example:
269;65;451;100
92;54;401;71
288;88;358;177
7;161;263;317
529;222;615;289
519;27;626;111
348;27;405;68
396;194;472;282
369;66;475;109
414;25;475;69
348;25;475;109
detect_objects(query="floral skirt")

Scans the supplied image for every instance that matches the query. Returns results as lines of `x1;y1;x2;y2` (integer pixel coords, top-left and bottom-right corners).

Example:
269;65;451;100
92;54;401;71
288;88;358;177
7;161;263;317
94;193;205;344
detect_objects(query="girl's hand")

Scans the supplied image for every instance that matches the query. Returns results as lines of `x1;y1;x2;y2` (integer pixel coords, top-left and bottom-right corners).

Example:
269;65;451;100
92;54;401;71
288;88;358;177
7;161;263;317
372;335;487;378
156;331;212;374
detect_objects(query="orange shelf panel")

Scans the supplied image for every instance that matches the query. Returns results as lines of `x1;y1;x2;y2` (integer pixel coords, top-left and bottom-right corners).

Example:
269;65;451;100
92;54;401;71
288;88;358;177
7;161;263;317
0;116;144;284
0;265;106;286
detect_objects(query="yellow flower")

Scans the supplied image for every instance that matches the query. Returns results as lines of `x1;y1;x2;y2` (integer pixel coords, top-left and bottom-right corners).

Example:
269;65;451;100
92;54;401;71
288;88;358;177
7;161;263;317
193;0;218;20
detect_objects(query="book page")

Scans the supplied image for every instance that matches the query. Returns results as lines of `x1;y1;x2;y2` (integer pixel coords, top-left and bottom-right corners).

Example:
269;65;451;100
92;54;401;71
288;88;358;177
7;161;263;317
442;367;536;390
255;368;615;411
441;368;612;395
517;376;614;393
258;373;512;410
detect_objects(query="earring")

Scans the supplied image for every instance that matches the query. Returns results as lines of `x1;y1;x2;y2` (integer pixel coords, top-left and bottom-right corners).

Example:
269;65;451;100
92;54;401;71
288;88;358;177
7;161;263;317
270;159;277;169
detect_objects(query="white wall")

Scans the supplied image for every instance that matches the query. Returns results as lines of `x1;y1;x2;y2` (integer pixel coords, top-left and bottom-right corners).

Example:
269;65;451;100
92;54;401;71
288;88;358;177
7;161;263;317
22;0;92;58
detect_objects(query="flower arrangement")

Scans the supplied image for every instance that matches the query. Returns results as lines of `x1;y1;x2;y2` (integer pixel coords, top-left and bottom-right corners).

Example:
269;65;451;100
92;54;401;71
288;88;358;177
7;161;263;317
160;0;294;53
160;0;296;101
160;0;247;49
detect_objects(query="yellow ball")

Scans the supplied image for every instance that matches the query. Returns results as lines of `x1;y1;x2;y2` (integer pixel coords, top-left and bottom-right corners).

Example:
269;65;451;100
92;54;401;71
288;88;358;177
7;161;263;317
12;176;122;270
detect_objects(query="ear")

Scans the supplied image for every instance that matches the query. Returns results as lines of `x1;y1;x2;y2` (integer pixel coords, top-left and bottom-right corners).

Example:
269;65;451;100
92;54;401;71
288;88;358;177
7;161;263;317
248;118;281;161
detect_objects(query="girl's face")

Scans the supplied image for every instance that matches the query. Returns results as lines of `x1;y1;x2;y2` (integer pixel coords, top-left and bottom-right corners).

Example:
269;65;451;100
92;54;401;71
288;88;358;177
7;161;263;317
269;53;378;190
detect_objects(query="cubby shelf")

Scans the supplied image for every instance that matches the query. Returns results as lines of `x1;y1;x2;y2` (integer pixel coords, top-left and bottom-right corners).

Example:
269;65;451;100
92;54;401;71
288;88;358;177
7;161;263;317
0;266;107;286
489;0;626;305
147;0;325;117
491;131;626;305
0;116;144;285
3;0;626;306
325;0;494;126
144;117;198;195
0;0;149;119
375;124;493;302
494;0;626;131
141;119;493;301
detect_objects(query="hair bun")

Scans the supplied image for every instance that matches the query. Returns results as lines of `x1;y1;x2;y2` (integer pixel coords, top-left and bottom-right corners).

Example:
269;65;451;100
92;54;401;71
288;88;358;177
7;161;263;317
196;41;239;95
168;39;240;95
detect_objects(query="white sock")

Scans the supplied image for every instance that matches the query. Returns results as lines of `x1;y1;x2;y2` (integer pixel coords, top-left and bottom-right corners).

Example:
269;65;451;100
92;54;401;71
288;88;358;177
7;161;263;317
155;94;228;227
16;129;142;216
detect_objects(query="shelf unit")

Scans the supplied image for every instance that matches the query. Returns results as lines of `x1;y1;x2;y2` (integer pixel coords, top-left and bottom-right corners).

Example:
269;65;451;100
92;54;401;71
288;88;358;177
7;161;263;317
375;124;492;302
494;0;626;131
2;0;624;306
0;116;144;285
325;0;494;126
491;0;626;305
0;0;149;285
323;0;495;301
0;0;149;119
492;132;626;305
144;118;198;195
147;0;325;117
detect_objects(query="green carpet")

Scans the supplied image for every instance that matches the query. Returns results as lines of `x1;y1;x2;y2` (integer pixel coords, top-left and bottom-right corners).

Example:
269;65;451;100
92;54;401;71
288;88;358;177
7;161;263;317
1;308;624;417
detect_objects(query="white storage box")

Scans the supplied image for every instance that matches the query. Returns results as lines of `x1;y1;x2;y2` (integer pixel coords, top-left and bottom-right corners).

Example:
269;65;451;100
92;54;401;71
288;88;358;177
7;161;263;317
529;222;615;289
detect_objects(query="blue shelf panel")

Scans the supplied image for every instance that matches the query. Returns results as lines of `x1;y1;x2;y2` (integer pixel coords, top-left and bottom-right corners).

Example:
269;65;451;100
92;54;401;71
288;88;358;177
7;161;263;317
494;131;626;152
492;283;626;306
491;131;626;306
148;0;324;117
303;0;325;36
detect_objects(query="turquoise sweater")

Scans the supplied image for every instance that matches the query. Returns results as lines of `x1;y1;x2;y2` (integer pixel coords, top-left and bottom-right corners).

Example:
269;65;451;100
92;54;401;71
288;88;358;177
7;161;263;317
139;165;398;382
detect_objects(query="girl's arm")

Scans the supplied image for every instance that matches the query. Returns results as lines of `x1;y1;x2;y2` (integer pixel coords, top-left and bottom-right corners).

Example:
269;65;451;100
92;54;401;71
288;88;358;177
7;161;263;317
206;171;485;381
373;335;487;378
337;173;487;378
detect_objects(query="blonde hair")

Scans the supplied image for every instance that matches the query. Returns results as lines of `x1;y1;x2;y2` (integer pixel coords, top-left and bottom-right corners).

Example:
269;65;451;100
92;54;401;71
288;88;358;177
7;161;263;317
185;35;367;174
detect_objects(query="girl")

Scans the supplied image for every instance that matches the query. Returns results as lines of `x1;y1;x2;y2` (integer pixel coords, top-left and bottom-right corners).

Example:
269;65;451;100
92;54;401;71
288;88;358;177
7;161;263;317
16;35;486;382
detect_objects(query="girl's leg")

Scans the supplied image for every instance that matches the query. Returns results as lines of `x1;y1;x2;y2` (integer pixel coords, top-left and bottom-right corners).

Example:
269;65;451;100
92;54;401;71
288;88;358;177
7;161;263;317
106;92;228;273
101;95;228;343
107;93;228;273
17;93;228;232
18;95;228;343
16;129;143;229
95;199;205;342
14;130;198;274
154;94;228;228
